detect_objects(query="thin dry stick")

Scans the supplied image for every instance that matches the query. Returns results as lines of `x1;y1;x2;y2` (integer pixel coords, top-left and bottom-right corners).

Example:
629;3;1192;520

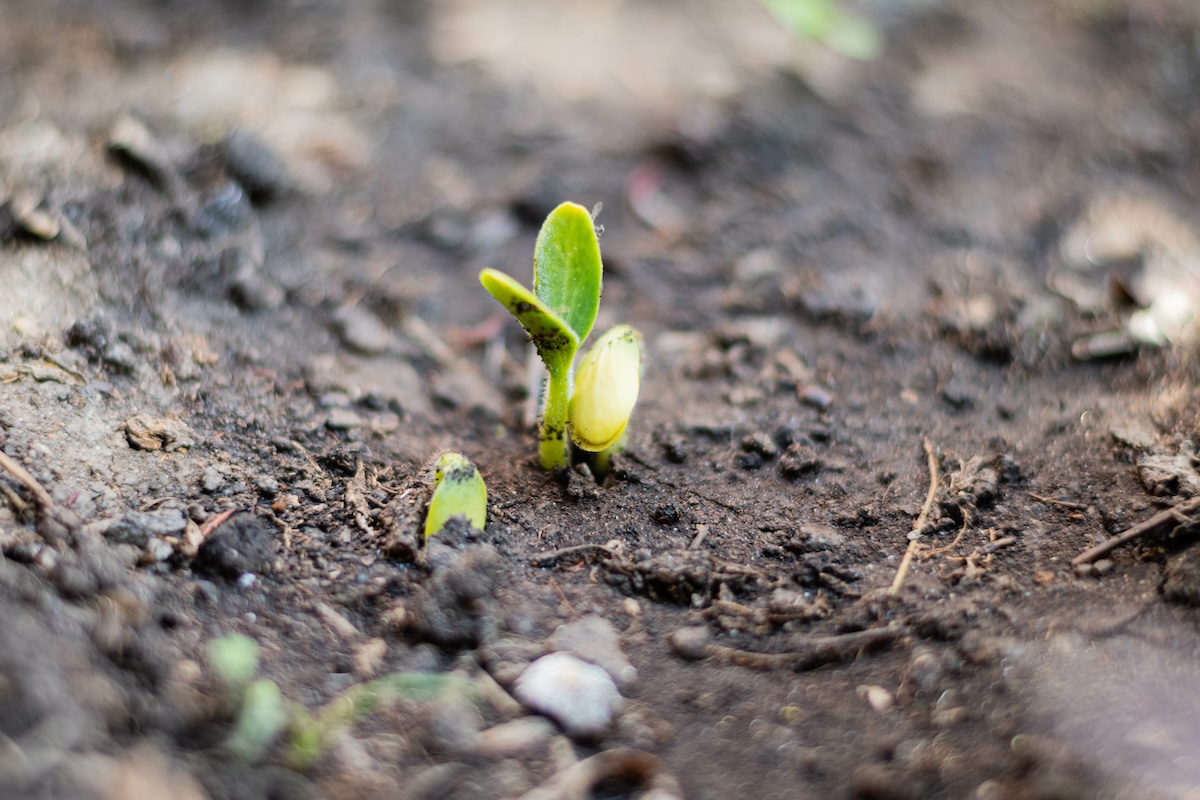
889;438;939;596
0;449;56;508
925;517;970;558
1072;494;1200;565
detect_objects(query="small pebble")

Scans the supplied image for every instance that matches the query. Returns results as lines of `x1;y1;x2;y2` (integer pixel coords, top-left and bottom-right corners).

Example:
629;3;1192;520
255;475;279;497
668;626;711;660
326;408;364;430
547;615;638;687
142;537;175;565
201;466;223;493
105;509;186;548
860;684;894;713
333;306;391;355
193;513;275;579
512;653;622;740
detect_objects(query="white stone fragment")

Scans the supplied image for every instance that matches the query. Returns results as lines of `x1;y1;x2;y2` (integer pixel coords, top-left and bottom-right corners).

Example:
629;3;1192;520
513;653;622;740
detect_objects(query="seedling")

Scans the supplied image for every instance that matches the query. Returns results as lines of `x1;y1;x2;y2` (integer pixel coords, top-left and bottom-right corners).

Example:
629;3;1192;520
424;452;487;538
480;202;642;474
759;0;882;61
207;633;478;771
286;671;474;771
208;633;287;763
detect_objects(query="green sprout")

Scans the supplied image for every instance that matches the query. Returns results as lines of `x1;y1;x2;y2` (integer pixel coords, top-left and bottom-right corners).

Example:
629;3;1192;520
424;452;487;538
286;671;474;771
208;633;287;763
480;202;642;474
207;633;478;772
759;0;882;61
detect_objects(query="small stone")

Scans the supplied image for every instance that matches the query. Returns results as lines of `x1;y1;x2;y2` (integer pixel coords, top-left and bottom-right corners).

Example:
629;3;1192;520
798;384;834;409
332;307;391;355
255;475;279;497
787;524;845;553
860;684;895;713
193;513;275;579
218;129;291;201
352;638;387;678
779;443;820;479
326;408;364;430
741;431;779;459
547;615;638;687
141;537;176;565
941;377;975;409
105;509;187;548
512;653;622;740
201;466;223;493
668;626;711;660
474;718;555;758
125;415;195;452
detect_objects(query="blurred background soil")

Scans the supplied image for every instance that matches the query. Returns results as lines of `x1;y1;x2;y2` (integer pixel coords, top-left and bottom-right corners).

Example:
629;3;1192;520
4;1;1200;798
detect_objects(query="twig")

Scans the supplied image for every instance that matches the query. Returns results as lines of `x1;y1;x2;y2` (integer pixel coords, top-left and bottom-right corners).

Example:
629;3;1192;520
670;624;906;672
1072;495;1200;565
198;507;236;539
531;544;621;567
0;449;56;508
0;449;84;544
979;536;1016;555
924;517;969;558
889;438;939;596
1030;493;1089;512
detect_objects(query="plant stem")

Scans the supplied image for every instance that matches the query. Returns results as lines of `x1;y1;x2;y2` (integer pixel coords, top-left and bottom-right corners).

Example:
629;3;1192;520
593;447;611;480
539;369;570;469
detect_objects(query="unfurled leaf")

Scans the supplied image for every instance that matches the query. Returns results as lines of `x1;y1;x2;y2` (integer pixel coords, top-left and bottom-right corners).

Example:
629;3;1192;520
224;678;287;763
568;325;642;452
533;201;603;343
424;452;487;538
209;632;259;692
479;267;578;377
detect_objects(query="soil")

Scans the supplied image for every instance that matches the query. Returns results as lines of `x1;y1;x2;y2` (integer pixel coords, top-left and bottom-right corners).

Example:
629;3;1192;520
4;1;1200;798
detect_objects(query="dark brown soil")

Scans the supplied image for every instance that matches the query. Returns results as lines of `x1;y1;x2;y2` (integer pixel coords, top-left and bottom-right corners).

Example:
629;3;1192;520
4;1;1200;798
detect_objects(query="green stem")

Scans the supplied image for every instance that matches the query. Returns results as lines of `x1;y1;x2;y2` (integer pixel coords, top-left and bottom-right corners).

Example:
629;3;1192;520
539;368;570;469
593;447;611;481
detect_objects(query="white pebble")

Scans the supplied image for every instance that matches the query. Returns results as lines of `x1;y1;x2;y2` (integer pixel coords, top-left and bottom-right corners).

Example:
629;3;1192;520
513;653;622;740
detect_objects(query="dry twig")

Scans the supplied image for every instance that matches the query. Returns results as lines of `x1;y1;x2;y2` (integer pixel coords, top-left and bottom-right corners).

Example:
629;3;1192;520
1073;494;1200;565
889;438;939;596
670;624;906;671
0;448;85;544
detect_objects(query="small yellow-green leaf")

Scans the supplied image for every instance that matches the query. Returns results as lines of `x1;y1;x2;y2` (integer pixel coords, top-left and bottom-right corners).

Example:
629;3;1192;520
224;678;287;763
568;325;642;452
209;633;259;691
480;268;578;377
425;452;487;538
534;202;603;343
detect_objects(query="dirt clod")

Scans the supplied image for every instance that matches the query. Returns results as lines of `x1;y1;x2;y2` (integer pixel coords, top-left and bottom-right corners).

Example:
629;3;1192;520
192;513;275;580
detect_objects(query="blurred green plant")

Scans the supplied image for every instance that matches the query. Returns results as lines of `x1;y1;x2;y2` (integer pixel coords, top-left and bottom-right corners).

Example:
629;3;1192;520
207;632;475;771
760;0;883;60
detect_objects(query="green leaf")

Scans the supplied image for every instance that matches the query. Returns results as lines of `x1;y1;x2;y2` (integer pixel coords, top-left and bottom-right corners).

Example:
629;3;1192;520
480;268;578;378
224;678;287;763
533;202;602;343
424;452;487;538
208;633;259;692
285;672;476;771
760;0;882;61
